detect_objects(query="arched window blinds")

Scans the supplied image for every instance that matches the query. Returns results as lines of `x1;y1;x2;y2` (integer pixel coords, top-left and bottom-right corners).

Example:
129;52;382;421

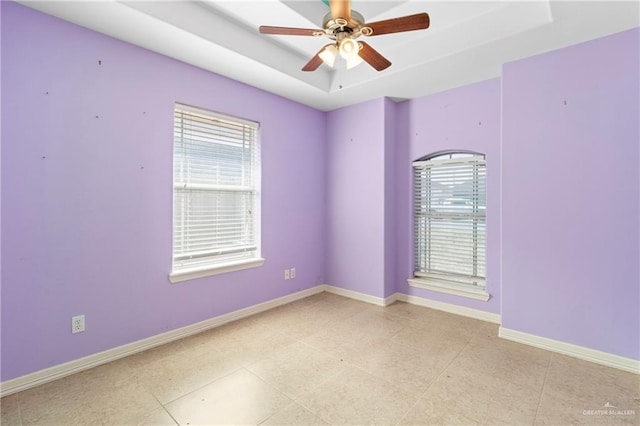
413;152;486;287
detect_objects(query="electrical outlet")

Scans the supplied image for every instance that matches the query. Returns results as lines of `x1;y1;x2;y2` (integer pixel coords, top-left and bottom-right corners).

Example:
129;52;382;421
71;315;85;334
290;267;296;279
284;269;290;280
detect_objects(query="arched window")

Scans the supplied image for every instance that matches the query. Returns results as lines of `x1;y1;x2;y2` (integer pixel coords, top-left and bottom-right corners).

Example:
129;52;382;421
411;151;487;299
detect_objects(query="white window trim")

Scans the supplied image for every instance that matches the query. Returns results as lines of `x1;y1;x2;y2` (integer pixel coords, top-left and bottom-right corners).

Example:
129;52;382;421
169;258;265;284
408;277;490;301
171;103;262;280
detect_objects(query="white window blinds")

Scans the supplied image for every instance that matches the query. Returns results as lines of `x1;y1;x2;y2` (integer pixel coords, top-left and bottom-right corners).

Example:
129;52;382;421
413;154;486;286
172;104;260;273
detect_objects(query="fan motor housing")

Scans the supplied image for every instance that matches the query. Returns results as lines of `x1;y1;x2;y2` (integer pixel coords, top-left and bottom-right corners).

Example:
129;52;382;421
321;11;371;39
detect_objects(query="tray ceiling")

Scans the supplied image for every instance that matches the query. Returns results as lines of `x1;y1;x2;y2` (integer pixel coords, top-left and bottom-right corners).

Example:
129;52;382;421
18;1;640;111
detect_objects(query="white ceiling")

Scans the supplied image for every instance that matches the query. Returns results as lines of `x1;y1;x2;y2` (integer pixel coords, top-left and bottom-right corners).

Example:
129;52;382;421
18;0;640;111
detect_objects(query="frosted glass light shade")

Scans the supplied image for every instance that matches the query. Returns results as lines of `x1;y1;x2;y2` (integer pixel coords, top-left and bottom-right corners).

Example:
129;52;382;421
339;39;359;60
346;54;363;69
319;44;338;67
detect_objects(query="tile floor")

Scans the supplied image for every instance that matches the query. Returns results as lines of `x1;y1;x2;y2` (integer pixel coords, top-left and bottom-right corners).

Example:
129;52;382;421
1;292;639;425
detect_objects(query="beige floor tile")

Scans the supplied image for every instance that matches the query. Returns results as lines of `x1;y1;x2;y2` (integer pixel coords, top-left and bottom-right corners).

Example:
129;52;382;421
301;307;409;361
213;330;300;369
382;302;492;335
534;390;639;425
535;354;640;425
253;305;331;340
342;308;412;340
0;394;22;426
282;292;329;308
246;341;344;399
469;320;501;340
255;296;368;340
390;318;472;356
414;309;486;340
126;339;246;404
451;333;551;392
311;291;367;306
401;368;541;425
134;406;178;425
400;400;482;426
182;314;284;352
17;359;161;425
343;338;454;394
377;301;437;322
128;323;297;404
260;401;329;425
164;368;292;425
298;326;356;361
386;303;487;333
296;366;419;425
544;354;639;404
305;293;371;320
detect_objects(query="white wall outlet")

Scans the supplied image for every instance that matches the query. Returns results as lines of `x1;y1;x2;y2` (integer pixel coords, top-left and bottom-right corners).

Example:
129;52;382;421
284;269;290;280
290;267;296;279
71;315;85;334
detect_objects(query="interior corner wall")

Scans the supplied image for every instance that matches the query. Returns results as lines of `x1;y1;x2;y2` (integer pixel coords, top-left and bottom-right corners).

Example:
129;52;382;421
394;79;502;315
383;99;398;298
1;2;326;381
325;99;387;298
501;28;640;360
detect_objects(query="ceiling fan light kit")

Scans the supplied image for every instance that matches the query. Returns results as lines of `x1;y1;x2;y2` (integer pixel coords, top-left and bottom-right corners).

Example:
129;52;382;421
345;53;363;69
259;0;430;72
339;38;359;59
318;44;338;67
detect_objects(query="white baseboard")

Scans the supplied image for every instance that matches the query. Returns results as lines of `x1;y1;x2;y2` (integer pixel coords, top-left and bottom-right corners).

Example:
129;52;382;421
320;288;500;323
6;285;635;397
395;293;501;324
0;285;325;398
323;285;397;307
499;327;640;375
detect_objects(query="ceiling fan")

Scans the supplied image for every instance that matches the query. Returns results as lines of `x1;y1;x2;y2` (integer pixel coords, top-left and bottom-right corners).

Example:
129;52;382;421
259;0;430;72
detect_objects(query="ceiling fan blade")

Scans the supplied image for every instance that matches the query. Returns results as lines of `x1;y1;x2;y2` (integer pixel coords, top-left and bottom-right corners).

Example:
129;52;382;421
259;26;319;36
358;41;391;71
302;45;331;72
329;0;351;21
365;13;430;36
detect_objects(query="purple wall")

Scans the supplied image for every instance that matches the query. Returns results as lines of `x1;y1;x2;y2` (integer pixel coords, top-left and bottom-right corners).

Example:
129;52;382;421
0;2;326;381
394;79;503;314
325;99;387;298
502;28;639;359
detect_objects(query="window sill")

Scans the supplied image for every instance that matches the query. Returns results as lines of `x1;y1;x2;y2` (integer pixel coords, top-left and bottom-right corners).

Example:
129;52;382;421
407;277;490;301
169;258;265;284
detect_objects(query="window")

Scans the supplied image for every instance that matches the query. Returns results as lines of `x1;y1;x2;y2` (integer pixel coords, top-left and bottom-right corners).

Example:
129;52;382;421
409;152;489;300
170;104;263;283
